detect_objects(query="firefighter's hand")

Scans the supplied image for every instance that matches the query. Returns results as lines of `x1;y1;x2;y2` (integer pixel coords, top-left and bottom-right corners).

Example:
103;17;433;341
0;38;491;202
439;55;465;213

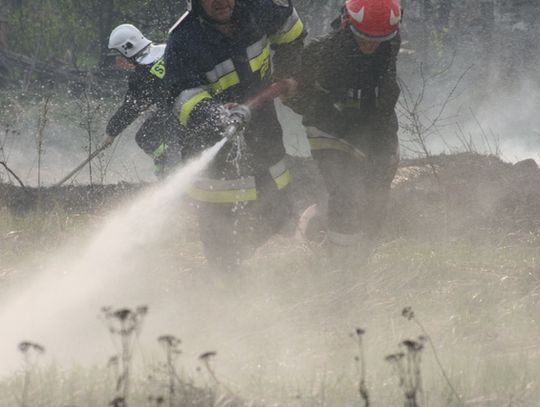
100;135;115;149
282;78;299;98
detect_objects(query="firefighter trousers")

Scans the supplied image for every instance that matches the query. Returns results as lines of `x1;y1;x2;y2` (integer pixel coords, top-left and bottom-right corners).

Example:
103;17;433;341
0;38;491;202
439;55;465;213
195;168;293;269
308;126;399;246
135;111;184;170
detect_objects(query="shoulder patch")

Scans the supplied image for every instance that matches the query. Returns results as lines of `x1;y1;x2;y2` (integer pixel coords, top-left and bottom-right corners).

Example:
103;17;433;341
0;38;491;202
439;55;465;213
149;58;166;79
272;0;290;7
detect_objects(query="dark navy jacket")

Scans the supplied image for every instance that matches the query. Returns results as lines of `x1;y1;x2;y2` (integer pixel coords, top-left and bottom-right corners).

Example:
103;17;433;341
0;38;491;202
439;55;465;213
106;47;168;138
164;0;305;183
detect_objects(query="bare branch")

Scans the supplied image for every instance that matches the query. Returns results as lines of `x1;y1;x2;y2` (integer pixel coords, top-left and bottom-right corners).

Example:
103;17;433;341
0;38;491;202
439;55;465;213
0;161;28;192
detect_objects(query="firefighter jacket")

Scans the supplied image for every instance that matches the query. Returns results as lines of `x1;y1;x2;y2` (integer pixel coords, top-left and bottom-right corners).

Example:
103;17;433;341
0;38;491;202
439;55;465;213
164;0;305;203
286;28;401;152
106;44;168;139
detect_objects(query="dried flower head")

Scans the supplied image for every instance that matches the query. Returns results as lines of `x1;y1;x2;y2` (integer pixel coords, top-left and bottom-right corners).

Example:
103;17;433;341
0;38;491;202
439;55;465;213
385;352;405;363
18;341;45;354
18;341;32;354
113;309;132;321
158;335;181;348
401;339;423;352
402;307;415;320
199;351;217;361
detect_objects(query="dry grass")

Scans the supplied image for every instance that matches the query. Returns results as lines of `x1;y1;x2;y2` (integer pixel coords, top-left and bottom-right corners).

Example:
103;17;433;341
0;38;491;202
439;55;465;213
0;153;539;406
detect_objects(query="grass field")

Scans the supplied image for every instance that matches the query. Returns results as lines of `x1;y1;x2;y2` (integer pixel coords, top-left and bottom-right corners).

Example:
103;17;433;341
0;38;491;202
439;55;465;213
0;196;539;406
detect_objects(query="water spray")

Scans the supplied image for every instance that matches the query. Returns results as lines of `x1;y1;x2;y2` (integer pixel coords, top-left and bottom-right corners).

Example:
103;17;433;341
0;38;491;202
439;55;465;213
0;80;294;374
0;139;226;374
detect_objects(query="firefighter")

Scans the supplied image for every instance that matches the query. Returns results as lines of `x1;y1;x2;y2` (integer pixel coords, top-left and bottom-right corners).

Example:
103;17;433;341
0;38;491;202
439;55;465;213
165;0;305;267
287;0;401;263
103;24;183;176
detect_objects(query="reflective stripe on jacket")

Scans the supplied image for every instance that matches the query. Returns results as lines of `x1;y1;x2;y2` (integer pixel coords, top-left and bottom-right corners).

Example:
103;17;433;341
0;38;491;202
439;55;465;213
306;127;366;160
165;0;305;132
188;158;290;203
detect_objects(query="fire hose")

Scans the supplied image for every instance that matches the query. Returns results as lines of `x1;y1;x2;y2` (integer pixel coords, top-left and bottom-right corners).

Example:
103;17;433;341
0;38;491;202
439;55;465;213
222;79;296;140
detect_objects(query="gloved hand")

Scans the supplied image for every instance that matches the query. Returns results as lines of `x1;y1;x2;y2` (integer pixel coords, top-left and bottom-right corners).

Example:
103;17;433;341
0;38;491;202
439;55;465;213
100;134;115;149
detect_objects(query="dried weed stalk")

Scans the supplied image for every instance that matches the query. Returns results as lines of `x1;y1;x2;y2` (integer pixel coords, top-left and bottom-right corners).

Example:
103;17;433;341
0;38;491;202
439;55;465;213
351;328;369;407
385;337;425;407
158;334;182;407
402;307;463;405
101;305;149;406
18;340;45;407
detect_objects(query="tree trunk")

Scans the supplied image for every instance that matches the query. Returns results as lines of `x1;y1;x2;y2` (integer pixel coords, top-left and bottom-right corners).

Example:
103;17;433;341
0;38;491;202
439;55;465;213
98;0;115;68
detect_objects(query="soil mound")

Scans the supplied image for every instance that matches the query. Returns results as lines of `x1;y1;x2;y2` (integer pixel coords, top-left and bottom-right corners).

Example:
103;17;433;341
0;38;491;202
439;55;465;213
389;153;540;244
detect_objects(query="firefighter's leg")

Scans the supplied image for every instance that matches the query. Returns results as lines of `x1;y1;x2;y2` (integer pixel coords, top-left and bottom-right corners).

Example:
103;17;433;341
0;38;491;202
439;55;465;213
228;169;293;259
136;112;182;178
135;113;164;156
362;131;400;240
312;148;370;267
198;201;247;271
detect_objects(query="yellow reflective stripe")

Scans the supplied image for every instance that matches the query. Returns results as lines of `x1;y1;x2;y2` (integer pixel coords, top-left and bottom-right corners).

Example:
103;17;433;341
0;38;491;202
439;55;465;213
209;71;240;94
274;169;290;190
309;138;366;159
188;170;290;203
335;100;361;110
188;187;258;203
270;18;304;45
149;59;166;79
206;59;235;83
153;143;169;158
249;44;271;72
179;90;212;126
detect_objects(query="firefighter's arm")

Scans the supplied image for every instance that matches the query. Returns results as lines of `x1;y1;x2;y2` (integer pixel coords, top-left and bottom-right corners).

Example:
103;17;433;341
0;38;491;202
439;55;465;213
266;0;307;81
105;72;153;138
165;35;227;136
376;32;401;116
369;34;401;139
284;37;334;117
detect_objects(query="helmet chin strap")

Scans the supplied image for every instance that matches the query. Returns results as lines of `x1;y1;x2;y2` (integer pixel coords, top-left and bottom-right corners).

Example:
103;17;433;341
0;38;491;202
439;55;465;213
128;43;154;65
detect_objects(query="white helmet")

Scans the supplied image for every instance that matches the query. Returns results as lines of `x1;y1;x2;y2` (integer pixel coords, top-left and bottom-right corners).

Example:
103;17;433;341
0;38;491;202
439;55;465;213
108;24;152;59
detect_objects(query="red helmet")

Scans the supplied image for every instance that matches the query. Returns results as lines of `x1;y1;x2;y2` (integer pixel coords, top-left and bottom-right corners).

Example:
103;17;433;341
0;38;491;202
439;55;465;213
345;0;401;41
